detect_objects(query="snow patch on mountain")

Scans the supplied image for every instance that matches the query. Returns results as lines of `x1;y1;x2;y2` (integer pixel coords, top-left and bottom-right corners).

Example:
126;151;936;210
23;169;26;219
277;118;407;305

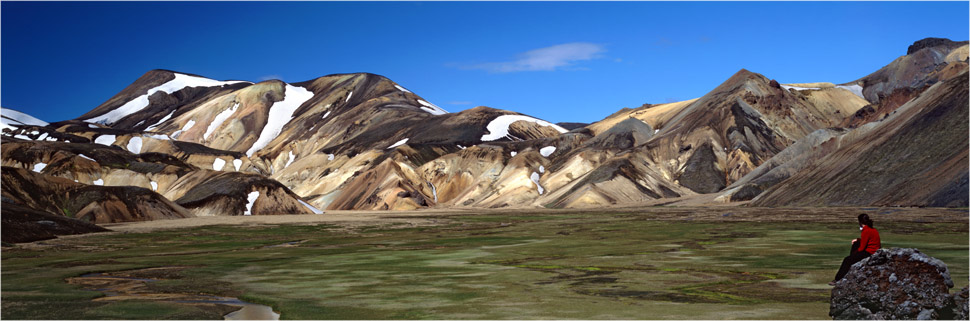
346;91;353;103
127;137;143;154
78;154;95;162
539;146;556;157
481;115;568;141
284;151;296;169
233;159;242;171
94;135;116;146
1;108;48;131
205;103;239;140
539;165;545;173
171;120;196;139
213;158;226;171
780;85;821;91
387;138;409;149
246;84;315;157
150;181;158;191
244;191;260;215
836;84;866;99
299;199;323;214
86;73;249;125
417;99;448;115
530;172;544;195
394;85;411;93
93;179;104;186
32;163;46;173
145;112;174;131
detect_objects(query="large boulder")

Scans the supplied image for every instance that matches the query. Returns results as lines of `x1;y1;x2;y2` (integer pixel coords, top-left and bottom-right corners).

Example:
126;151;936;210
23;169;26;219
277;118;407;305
830;248;968;320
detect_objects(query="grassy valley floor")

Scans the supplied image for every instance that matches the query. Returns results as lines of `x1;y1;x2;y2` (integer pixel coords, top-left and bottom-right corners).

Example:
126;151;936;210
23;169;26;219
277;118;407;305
2;207;967;319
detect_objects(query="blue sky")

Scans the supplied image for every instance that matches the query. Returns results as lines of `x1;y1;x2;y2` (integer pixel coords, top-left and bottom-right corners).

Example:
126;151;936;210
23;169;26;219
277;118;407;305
2;1;968;124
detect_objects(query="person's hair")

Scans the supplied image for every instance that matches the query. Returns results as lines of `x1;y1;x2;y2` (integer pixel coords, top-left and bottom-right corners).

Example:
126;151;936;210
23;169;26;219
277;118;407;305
858;214;874;228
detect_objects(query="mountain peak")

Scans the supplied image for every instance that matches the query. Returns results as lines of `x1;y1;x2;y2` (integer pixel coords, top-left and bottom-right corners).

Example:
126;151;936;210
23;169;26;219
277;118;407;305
907;37;968;55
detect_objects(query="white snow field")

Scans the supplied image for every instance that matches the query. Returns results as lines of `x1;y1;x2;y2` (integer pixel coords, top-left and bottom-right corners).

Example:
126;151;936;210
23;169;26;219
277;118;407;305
86;73;249;125
481;115;567;141
246;84;315;157
205;103;239;140
94;135;116;146
127;137;143;154
244;191;260;215
213;158;227;171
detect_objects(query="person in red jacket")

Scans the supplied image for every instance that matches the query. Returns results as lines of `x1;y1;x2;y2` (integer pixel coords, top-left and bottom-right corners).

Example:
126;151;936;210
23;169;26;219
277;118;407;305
829;214;881;285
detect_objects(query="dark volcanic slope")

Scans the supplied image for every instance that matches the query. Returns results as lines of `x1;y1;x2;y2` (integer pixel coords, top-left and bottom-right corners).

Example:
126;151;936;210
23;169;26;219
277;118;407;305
752;70;969;207
1;201;109;243
1;166;193;223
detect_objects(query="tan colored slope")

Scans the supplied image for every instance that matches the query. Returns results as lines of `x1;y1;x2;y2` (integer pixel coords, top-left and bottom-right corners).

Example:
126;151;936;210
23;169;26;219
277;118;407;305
638;69;858;193
752;70;969;207
587;98;698;136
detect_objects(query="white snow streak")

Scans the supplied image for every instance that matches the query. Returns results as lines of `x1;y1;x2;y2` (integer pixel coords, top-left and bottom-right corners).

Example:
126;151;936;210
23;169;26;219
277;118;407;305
530;172;544;195
417;99;448;115
150;181;158;191
780;85;821;91
299;199;324;214
78;154;95;161
171;120;195;139
322;111;331;119
145;112;174;131
86;73;249;125
244;191;260;215
93;179;104;186
327;154;335;161
1;108;48;129
233;159;242;171
213;158;226;171
205;103;239;140
94;135;116;146
32;163;47;173
14;134;30;140
387;138;409;149
481;115;567;141
539;146;556;157
284;151;296;169
37;133;48;141
146;134;170;140
246;84;315;157
836;84;866;99
394;85;411;93
127;137;143;154
510;151;517;157
429;181;438;203
346;91;353;103
539;165;545;173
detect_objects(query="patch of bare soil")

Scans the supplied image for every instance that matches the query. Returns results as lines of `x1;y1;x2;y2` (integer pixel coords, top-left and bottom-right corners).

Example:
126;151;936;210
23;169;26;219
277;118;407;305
66;266;278;320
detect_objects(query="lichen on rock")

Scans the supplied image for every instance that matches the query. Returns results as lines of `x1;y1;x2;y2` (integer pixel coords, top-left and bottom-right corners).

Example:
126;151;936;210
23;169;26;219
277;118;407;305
830;248;968;320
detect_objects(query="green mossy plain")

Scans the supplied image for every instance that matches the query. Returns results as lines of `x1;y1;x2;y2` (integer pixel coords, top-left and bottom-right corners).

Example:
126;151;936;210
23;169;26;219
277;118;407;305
2;212;967;320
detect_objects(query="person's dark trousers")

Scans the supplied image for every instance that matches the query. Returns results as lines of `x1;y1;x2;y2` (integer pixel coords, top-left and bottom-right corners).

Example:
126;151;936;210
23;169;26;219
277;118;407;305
834;240;870;282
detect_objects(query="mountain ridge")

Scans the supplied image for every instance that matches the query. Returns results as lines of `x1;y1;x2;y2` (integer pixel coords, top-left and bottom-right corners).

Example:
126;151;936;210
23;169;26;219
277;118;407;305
2;37;966;235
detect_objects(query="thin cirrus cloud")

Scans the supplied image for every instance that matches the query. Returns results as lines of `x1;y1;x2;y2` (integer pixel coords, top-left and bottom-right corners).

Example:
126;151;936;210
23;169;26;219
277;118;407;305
464;42;606;73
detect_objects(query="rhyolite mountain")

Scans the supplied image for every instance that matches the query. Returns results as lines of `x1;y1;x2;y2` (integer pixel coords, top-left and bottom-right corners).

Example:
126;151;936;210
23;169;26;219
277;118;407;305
2;37;967;236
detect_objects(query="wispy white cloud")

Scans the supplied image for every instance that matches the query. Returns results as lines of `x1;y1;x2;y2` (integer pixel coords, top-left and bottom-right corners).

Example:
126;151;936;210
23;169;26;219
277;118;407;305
465;42;605;73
